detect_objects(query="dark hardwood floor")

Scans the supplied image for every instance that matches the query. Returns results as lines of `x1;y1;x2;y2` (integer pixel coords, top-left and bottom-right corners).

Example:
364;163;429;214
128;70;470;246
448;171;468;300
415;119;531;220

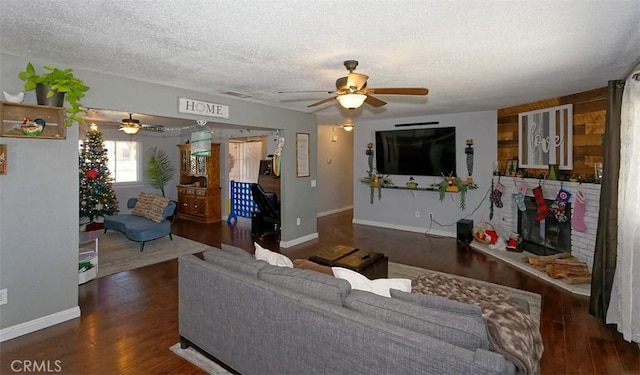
1;211;637;374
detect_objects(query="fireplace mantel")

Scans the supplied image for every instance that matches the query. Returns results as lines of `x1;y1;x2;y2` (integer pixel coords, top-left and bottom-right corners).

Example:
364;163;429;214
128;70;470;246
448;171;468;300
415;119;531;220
488;177;601;272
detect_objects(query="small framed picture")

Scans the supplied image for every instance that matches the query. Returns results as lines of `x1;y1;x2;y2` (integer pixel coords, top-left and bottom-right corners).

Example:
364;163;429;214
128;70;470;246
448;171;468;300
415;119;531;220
506;159;518;177
0;144;6;175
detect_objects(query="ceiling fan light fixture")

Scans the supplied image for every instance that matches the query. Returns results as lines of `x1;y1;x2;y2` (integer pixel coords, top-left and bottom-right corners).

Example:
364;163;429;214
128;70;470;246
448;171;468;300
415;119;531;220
120;113;141;135
342;124;354;131
337;94;367;109
120;125;141;135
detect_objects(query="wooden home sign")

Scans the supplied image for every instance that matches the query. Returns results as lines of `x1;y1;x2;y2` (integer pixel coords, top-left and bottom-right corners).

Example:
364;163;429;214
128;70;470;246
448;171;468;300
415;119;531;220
178;97;229;119
518;104;573;170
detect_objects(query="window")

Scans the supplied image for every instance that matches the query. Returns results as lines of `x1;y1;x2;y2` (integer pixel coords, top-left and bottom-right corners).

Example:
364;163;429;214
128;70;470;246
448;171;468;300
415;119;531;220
79;140;142;184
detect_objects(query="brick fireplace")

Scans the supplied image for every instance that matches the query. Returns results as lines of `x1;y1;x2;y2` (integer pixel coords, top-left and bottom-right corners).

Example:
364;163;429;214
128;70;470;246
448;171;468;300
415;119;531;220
489;178;601;272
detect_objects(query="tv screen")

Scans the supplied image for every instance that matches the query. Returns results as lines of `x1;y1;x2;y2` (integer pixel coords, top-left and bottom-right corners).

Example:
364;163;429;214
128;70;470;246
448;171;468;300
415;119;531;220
375;127;457;176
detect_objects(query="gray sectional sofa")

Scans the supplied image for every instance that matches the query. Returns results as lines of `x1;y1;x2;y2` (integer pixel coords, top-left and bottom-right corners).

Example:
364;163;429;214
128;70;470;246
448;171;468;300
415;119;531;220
178;245;518;374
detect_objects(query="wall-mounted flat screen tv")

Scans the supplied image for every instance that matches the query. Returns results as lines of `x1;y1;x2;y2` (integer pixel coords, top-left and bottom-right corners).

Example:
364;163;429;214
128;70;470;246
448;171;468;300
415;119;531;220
375;127;457;176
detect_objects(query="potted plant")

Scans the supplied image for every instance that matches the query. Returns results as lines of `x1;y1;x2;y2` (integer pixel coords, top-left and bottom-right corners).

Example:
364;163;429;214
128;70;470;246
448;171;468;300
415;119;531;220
18;62;90;126
146;147;175;197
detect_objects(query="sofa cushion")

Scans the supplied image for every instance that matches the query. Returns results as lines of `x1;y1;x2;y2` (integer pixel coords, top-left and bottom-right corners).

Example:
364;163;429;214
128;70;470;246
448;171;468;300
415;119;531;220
258;265;351;306
332;267;411;297
220;243;252;259
344;289;489;351
131;192;170;223
254;242;293;268
390;289;483;317
203;249;268;277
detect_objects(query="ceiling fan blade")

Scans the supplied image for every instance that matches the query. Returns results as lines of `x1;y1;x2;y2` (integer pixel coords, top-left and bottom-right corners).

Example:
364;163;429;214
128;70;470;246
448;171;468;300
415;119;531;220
307;96;337;108
368;88;429;95
346;73;369;90
365;95;387;108
278;90;332;94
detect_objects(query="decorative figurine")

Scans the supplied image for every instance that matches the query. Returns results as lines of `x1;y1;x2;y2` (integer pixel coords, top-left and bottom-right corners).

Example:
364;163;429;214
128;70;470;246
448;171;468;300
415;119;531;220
506;232;522;252
465;139;474;179
366;142;374;175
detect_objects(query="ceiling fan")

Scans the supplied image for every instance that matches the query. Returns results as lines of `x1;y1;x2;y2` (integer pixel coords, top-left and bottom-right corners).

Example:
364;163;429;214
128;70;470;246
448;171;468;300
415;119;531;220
119;113;166;134
280;60;429;109
83;110;166;134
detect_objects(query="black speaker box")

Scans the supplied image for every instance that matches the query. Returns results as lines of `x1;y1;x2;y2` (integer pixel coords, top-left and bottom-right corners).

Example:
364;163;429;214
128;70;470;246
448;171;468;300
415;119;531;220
457;219;474;245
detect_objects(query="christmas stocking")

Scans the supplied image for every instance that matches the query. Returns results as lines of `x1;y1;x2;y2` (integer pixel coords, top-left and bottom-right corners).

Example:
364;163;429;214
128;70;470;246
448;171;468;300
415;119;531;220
514;182;528;211
491;181;505;208
550;189;572;223
572;190;587;232
532;186;548;221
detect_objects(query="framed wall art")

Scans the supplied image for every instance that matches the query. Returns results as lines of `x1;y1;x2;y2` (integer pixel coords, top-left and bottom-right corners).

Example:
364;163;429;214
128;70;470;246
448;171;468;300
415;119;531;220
296;133;310;177
0;144;6;174
518;104;573;170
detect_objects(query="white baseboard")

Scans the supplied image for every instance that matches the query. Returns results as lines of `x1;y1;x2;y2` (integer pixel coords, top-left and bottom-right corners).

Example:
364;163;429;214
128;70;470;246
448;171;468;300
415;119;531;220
0;306;80;342
317;205;353;218
352;218;454;238
279;232;319;248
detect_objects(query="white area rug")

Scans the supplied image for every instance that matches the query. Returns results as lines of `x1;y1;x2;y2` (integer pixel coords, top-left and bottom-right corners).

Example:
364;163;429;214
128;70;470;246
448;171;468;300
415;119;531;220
170;344;232;374
96;230;215;278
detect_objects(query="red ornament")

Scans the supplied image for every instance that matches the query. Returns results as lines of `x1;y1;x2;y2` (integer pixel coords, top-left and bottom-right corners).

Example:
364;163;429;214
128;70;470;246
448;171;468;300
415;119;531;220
86;169;99;179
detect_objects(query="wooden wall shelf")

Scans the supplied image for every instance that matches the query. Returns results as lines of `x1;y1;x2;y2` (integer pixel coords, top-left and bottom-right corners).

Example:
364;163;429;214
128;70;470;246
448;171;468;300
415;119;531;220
0;102;67;139
382;185;439;192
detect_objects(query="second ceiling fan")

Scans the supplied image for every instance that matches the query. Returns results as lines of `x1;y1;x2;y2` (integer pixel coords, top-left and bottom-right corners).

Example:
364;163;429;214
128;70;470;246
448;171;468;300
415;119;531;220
283;60;429;109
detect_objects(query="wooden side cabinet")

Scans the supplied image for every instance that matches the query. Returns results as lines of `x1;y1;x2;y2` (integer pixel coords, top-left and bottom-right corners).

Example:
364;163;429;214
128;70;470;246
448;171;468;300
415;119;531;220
1;102;67;139
176;143;221;223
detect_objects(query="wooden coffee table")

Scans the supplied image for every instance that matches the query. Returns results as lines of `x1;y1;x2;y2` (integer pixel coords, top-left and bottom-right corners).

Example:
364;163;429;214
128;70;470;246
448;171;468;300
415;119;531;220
309;245;388;279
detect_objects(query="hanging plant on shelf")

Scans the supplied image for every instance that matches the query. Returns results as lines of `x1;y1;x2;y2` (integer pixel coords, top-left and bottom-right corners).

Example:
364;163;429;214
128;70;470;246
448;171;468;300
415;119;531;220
437;173;478;210
360;172;393;204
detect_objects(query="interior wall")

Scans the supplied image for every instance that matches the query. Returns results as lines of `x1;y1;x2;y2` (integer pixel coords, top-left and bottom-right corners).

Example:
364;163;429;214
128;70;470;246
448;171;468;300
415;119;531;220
316;125;353;216
0;52;318;336
0;118;80;333
352;110;497;237
497;87;607;179
1;53;318;244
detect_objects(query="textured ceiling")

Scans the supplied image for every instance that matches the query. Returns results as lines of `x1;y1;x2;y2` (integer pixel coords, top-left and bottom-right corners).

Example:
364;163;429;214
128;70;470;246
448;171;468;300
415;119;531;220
1;1;639;127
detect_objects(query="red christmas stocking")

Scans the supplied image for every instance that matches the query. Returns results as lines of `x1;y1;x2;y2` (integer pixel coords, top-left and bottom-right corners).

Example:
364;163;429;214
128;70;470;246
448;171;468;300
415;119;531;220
532;186;548;222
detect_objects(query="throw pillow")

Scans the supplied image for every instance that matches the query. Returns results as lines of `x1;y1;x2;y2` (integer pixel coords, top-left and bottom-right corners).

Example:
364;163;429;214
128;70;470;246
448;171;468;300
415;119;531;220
344;289;489;350
203;250;267;277
254;242;293;268
331;267;411;298
220;243;252;259
389;289;482;317
258;265;350;306
131;193;170;223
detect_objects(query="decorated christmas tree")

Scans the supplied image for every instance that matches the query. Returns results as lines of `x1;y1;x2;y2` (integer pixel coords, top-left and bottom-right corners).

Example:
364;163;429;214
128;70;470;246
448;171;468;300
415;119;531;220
79;127;118;222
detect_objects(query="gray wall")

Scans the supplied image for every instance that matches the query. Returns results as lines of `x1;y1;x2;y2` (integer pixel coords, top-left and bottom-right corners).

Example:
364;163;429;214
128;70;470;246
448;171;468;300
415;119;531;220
0;103;80;330
352;110;497;236
0;52;318;335
316;125;353;216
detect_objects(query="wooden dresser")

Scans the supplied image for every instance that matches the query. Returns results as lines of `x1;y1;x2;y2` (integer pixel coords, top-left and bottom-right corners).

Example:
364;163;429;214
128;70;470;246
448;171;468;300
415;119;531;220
176;143;221;223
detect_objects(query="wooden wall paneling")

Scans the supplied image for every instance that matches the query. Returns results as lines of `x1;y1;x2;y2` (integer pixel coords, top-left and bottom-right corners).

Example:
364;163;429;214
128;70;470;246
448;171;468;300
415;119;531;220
497;87;607;179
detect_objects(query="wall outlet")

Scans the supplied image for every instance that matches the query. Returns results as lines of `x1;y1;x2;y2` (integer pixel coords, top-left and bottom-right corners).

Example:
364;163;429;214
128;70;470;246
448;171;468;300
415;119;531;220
0;289;7;306
296;217;301;226
415;211;420;218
